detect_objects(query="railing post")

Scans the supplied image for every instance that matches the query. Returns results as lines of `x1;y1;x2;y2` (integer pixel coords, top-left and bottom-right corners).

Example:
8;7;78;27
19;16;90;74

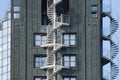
61;14;63;23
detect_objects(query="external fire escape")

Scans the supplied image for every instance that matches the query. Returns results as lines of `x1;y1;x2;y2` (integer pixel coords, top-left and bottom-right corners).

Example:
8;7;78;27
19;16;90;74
40;0;69;80
102;0;119;80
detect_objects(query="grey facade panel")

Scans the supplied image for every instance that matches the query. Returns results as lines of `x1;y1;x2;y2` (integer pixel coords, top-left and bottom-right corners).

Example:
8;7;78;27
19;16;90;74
11;0;101;80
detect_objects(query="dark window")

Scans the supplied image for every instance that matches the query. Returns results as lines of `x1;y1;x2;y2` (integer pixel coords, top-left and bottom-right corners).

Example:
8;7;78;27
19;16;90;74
34;33;46;46
56;0;69;16
34;76;46;80
41;0;50;25
63;55;76;68
63;76;77;80
34;55;46;68
63;33;76;46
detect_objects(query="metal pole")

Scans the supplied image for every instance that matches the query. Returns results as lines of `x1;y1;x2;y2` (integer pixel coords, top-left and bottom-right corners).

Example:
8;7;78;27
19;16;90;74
53;0;56;80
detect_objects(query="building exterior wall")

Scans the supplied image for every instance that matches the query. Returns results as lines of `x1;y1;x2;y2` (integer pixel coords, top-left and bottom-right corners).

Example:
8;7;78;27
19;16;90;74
11;0;102;80
0;11;11;80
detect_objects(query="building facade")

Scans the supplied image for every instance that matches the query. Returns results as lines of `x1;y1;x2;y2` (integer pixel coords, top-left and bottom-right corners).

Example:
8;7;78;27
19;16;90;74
0;10;11;80
10;0;119;80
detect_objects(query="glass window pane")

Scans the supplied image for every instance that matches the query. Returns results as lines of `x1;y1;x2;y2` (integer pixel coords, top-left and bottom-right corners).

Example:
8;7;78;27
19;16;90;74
64;78;69;80
64;62;69;67
64;56;69;61
14;6;20;12
14;13;20;18
70;40;75;45
91;13;97;18
35;35;41;40
64;34;69;40
3;65;7;73
3;73;7;80
35;57;40;67
71;78;76;80
3;21;7;29
41;57;46;67
70;34;75;39
35;41;40;46
3;29;8;36
3;43;7;51
70;62;75;67
8;13;11;19
3;51;7;58
3;58;7;66
35;78;41;80
42;36;46;40
71;56;75;61
91;6;97;11
64;40;69;45
42;41;46;45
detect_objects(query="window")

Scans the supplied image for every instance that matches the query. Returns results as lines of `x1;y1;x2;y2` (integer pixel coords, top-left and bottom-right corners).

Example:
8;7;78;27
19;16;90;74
91;12;97;18
34;76;46;80
14;6;20;12
41;0;50;25
91;5;98;18
14;13;20;18
91;5;97;11
63;77;77;80
13;6;20;19
34;55;46;68
34;34;46;46
63;34;76;46
63;55;76;67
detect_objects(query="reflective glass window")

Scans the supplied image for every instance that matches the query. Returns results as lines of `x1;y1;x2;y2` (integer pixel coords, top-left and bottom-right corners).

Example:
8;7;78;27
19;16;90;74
3;21;7;29
3;58;7;66
3;29;8;36
63;77;76;80
14;13;20;18
63;55;76;67
34;34;46;46
34;56;46;68
63;34;76;46
14;6;20;12
91;5;98;11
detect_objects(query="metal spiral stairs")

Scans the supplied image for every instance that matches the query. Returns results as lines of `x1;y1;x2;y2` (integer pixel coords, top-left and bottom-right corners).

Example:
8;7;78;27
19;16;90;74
102;6;119;80
40;0;69;80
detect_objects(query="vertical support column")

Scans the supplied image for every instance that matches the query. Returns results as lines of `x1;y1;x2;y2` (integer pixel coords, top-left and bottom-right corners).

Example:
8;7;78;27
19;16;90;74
53;0;56;80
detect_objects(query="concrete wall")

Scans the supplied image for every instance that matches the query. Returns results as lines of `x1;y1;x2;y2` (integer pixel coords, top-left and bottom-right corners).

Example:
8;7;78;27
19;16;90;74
11;0;102;80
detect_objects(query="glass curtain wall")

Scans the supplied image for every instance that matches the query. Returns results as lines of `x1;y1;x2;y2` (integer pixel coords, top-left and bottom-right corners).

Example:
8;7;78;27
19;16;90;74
0;11;11;80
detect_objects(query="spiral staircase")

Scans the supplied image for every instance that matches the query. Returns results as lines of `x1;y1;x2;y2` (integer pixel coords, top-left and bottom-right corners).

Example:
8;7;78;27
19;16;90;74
102;0;119;80
40;0;69;80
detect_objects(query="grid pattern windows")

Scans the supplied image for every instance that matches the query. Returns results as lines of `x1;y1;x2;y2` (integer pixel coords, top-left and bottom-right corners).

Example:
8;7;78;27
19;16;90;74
63;55;76;68
0;12;11;80
63;33;76;46
34;55;46;68
34;34;47;46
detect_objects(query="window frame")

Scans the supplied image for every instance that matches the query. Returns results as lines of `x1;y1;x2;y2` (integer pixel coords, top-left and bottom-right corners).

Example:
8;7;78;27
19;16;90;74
63;76;77;80
34;76;46;80
34;33;47;46
63;55;76;68
63;33;76;46
34;55;46;68
91;5;98;18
